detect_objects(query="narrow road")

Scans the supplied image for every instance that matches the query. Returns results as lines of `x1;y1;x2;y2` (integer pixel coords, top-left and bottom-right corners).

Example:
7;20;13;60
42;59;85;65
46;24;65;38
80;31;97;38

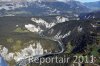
16;37;65;66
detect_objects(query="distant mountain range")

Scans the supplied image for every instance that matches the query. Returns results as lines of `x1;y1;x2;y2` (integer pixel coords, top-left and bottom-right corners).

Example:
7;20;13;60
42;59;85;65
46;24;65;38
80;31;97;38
0;1;90;16
0;0;100;18
22;1;90;15
84;1;100;10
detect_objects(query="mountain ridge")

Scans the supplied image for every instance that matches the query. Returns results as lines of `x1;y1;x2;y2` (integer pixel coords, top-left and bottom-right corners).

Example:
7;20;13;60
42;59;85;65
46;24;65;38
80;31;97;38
0;1;90;16
84;1;100;10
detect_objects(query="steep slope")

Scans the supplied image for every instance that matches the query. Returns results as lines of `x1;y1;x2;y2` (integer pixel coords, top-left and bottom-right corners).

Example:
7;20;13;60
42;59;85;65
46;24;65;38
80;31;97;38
0;16;69;34
42;19;98;53
0;16;62;66
79;11;100;20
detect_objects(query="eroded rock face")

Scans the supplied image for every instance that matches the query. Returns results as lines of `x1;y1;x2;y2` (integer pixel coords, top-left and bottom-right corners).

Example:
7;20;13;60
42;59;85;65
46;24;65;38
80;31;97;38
0;41;56;62
0;15;99;66
25;16;69;33
0;36;60;66
25;24;43;32
42;18;98;53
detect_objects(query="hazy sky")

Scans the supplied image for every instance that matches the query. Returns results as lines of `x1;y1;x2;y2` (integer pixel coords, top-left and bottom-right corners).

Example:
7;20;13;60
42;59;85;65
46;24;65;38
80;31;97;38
59;0;100;2
1;0;100;2
76;0;100;2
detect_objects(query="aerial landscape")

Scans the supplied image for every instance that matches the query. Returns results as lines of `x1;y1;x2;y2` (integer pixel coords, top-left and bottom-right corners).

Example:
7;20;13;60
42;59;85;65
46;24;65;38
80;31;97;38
0;0;100;66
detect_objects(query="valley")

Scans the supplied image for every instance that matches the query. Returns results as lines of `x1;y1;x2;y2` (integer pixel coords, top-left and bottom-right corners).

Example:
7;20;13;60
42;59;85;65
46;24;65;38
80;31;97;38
0;0;100;66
